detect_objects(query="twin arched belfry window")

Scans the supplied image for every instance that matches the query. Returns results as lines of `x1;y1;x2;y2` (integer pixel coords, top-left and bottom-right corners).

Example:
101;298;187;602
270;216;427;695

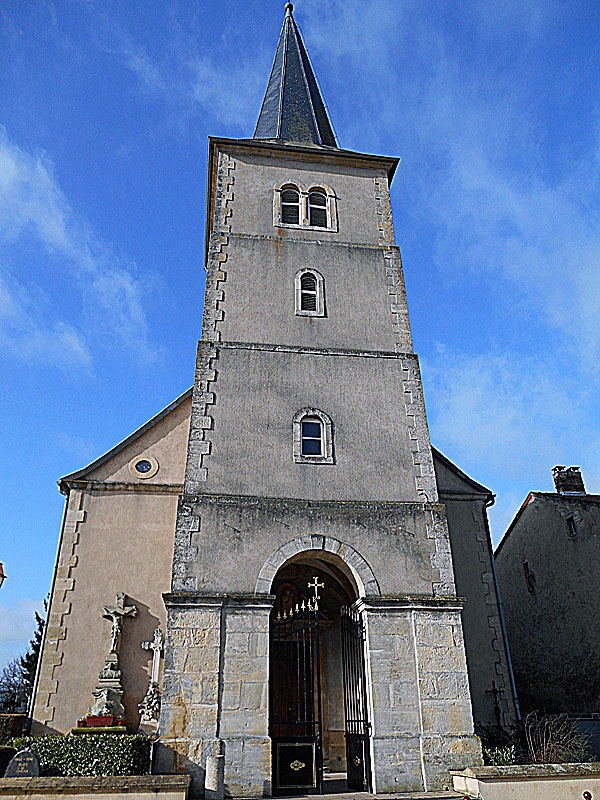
293;408;334;464
275;184;337;232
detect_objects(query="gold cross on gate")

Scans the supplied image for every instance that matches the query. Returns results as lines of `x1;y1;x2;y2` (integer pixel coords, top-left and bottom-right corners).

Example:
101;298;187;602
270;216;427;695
308;576;324;602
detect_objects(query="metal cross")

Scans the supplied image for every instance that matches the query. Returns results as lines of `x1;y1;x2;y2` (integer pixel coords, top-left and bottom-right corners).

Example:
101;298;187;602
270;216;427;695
485;680;505;729
141;628;164;684
308;576;324;602
102;592;137;654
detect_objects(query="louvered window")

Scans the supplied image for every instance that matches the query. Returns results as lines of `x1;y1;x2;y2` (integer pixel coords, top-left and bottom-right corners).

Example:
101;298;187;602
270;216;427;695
281;188;300;225
301;418;323;456
308;191;327;227
300;273;318;311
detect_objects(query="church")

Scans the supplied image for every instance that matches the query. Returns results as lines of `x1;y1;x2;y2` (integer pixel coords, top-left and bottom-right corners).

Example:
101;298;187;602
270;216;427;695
31;3;517;796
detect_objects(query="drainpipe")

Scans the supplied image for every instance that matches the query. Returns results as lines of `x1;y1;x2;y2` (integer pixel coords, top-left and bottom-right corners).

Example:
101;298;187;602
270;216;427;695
484;495;521;721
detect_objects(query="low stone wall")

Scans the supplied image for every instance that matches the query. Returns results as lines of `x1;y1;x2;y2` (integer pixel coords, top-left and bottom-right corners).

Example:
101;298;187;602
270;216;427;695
0;775;190;800
452;762;600;799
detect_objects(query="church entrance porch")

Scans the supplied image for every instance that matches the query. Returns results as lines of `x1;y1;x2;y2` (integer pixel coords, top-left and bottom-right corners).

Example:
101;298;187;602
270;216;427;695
269;555;371;795
159;511;483;798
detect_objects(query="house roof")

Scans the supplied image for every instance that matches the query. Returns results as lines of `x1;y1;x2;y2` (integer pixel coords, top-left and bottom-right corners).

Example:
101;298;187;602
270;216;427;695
494;490;600;557
431;446;493;498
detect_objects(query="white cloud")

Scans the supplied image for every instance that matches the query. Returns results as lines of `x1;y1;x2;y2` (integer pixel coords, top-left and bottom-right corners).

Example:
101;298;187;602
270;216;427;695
424;348;600;475
0;268;92;372
413;71;600;372
189;55;268;131
0;598;43;668
423;347;600;543
0;127;160;366
122;41;166;95
109;17;267;135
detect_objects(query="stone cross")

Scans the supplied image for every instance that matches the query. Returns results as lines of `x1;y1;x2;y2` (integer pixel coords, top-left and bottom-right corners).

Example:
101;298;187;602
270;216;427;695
87;593;137;721
103;592;137;654
141;628;164;684
139;628;164;728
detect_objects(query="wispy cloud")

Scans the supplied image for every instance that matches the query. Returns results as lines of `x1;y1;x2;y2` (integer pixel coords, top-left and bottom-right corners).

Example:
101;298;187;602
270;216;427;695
423;349;591;476
0;267;92;372
109;18;267;135
413;71;600;373
0;127;160;367
423;347;600;540
299;0;600;375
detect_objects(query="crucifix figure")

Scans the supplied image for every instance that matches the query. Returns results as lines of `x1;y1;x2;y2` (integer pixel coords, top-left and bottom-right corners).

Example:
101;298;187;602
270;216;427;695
308;576;324;604
103;592;137;654
486;680;505;729
141;628;164;685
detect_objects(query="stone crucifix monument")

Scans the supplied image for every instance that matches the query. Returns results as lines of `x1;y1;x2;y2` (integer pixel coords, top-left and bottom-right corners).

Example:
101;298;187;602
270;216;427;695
138;627;164;732
86;592;136;725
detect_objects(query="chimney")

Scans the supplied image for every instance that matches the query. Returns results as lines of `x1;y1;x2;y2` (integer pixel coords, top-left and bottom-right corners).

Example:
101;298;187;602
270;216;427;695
552;465;586;495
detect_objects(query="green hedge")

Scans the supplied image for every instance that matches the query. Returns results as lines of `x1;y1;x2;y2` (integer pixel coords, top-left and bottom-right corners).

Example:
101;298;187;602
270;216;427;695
11;734;151;777
0;716;25;746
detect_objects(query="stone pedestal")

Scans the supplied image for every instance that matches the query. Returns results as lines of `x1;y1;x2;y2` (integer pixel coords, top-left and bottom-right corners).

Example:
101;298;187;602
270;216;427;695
361;597;482;793
157;594;273;799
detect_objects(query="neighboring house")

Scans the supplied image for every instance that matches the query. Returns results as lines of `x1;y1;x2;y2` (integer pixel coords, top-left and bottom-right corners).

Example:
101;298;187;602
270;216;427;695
495;466;600;715
32;4;516;797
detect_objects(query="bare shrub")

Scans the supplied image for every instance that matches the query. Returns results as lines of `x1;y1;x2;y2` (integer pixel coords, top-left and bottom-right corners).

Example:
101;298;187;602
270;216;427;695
524;711;592;764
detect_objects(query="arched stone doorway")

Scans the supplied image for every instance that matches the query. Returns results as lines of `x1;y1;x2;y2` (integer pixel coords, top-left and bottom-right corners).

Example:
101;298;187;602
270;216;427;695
268;550;371;795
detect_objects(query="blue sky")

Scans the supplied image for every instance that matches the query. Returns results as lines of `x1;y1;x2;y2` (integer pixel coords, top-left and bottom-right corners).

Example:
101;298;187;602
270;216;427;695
1;0;599;666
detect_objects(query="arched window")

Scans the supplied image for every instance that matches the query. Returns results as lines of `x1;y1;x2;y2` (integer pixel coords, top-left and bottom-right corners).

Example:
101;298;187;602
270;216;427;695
293;408;334;464
301;417;323;456
295;269;325;317
280;186;301;225
274;183;338;232
308;190;328;227
300;273;317;311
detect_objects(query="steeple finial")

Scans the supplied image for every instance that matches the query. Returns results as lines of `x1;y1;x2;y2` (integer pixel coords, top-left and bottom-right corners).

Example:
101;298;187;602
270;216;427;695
253;2;338;147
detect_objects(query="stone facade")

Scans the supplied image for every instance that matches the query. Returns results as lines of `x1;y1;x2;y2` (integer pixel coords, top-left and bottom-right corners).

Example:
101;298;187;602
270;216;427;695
155;135;483;797
434;452;517;730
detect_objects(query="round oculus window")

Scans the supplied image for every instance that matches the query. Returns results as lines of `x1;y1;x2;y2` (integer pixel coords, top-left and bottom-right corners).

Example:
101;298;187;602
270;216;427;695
128;455;159;479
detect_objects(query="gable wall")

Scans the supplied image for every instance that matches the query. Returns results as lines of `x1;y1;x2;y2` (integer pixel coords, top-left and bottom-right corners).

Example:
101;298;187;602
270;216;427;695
495;495;600;713
32;398;191;734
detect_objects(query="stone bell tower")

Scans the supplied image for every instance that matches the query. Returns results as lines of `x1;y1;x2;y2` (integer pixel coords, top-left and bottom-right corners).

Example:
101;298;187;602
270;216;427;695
156;3;481;796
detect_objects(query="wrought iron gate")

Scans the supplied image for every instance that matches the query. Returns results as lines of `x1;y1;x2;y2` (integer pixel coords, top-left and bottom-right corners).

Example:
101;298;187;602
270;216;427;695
270;592;323;794
341;605;372;792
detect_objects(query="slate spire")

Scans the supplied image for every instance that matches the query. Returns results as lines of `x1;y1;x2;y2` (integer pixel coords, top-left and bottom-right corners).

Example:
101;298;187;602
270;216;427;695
254;2;338;147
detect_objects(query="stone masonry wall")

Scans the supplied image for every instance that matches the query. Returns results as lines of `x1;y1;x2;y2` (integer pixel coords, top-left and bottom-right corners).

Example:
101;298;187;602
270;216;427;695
363;600;482;793
32;490;87;731
157;598;273;799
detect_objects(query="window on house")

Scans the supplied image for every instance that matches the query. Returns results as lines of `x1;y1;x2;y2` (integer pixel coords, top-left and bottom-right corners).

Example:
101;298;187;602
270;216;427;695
293;408;334;464
295;270;325;317
308;190;328;227
281;187;301;225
